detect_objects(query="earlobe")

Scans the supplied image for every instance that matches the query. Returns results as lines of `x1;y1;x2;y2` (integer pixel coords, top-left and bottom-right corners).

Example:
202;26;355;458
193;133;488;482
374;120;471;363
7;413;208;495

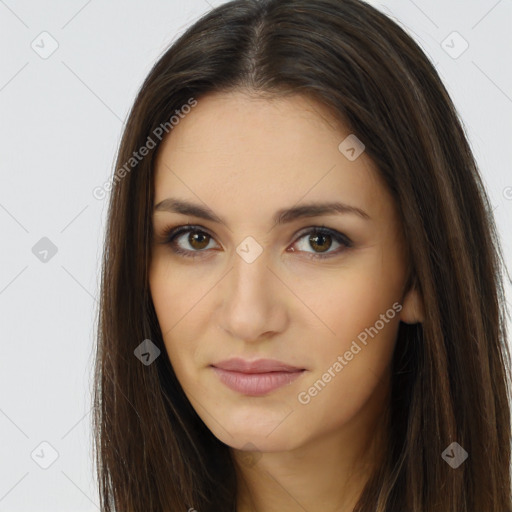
400;287;425;324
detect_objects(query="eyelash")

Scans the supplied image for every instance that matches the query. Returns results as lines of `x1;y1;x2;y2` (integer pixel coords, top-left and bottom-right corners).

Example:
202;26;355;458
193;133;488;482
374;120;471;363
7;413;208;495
157;224;353;260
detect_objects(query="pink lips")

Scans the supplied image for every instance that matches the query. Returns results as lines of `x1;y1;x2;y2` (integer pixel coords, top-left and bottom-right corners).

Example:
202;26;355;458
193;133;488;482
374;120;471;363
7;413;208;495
210;358;306;396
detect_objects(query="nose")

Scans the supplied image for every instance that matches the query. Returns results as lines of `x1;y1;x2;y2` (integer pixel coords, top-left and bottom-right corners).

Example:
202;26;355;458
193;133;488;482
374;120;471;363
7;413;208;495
217;250;289;343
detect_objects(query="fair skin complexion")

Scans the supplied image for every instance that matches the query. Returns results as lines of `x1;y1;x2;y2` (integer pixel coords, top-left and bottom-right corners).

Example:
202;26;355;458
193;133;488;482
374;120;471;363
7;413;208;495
149;91;423;512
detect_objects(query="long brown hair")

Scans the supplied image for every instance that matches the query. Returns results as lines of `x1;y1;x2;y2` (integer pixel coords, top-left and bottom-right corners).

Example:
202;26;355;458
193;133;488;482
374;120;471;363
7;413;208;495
92;0;512;510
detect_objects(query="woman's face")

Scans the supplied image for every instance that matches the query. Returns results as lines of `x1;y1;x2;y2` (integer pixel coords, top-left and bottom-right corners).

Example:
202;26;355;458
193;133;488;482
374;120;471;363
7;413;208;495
149;91;413;453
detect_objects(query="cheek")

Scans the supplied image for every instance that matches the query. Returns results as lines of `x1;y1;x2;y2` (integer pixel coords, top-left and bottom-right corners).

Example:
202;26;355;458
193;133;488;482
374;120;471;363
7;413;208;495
330;278;398;341
296;256;402;405
149;257;202;380
294;303;399;440
149;253;212;333
309;273;399;381
304;254;402;344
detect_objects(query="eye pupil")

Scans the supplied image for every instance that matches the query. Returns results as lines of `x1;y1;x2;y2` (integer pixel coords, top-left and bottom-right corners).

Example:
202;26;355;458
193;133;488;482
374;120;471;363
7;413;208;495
310;233;331;253
189;232;209;250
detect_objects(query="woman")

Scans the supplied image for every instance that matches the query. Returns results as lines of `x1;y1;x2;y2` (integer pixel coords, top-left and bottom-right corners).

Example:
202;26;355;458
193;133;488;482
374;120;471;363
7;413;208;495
92;0;512;510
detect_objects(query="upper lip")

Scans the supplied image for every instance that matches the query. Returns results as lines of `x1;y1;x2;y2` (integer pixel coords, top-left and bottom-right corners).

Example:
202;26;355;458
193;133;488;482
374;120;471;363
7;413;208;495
211;358;304;373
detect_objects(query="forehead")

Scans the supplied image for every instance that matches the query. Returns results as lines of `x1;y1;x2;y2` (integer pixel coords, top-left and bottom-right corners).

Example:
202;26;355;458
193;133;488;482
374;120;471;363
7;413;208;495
153;91;392;224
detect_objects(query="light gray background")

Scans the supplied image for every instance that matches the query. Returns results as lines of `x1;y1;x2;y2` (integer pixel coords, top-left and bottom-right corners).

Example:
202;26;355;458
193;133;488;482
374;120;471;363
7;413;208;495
0;0;511;510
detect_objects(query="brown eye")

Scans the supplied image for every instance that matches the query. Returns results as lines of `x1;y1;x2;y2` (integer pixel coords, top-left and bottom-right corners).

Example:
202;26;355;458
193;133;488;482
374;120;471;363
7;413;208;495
291;227;352;259
161;225;352;261
187;231;210;250
161;226;220;259
308;232;332;253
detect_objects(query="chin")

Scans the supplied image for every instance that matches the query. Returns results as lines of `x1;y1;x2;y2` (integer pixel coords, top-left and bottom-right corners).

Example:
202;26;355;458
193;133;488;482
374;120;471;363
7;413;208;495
208;416;305;453
226;433;299;454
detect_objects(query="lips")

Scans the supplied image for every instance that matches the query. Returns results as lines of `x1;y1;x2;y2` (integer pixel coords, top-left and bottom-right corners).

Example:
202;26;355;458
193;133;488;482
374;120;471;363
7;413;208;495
210;358;306;395
211;357;304;373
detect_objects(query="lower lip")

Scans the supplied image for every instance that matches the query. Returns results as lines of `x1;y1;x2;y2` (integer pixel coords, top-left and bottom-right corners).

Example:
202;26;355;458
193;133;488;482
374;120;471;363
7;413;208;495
211;367;305;396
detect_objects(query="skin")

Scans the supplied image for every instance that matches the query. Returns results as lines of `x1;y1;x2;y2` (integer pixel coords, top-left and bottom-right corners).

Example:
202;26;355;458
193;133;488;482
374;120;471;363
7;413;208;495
149;91;423;512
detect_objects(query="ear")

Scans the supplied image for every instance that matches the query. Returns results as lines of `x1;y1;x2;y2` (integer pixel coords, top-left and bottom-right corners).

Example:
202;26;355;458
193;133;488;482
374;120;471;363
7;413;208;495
400;287;424;324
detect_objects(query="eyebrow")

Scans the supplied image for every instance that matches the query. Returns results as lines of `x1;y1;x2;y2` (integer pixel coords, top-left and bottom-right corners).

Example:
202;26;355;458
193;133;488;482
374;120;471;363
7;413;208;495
153;198;371;225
